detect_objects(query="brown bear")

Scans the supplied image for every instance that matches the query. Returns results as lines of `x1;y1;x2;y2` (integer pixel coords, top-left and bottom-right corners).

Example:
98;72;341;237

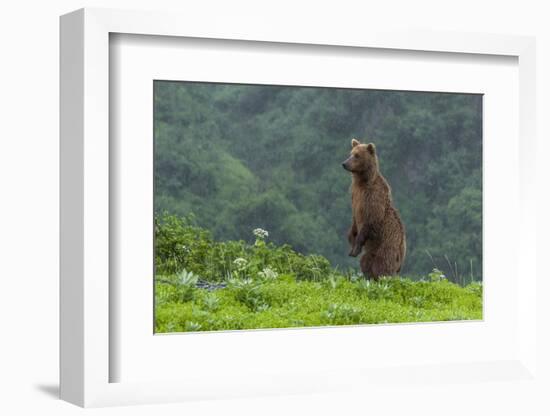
342;139;406;280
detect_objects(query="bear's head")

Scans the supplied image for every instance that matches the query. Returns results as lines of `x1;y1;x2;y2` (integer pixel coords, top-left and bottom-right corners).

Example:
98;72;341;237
341;139;379;177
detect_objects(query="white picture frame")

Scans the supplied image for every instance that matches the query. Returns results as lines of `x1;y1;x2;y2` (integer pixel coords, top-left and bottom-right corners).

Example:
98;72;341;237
60;7;538;408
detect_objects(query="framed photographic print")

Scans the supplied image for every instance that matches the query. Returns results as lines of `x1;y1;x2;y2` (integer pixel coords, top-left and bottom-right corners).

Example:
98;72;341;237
60;8;539;408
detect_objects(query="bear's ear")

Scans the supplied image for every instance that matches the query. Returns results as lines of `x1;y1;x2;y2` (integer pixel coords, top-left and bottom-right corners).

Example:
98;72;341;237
366;143;376;155
351;138;360;148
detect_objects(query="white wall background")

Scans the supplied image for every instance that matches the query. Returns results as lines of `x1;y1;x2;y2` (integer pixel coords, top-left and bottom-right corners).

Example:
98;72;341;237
0;1;548;415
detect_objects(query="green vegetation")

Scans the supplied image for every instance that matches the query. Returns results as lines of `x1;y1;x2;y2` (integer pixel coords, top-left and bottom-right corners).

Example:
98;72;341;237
154;215;482;332
155;214;331;282
154;81;482;281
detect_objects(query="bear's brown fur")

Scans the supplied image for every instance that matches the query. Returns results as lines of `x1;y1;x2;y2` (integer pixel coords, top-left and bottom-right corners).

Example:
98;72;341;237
342;139;406;280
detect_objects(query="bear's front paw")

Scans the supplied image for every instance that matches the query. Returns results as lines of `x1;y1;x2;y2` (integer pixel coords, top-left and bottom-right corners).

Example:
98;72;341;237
349;246;361;257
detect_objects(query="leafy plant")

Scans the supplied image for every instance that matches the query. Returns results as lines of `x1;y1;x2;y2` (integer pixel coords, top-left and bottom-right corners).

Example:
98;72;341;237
428;268;446;282
202;293;220;312
322;303;363;325
184;321;202;332
324;274;344;290
228;277;270;312
355;278;392;301
175;269;199;302
258;267;278;281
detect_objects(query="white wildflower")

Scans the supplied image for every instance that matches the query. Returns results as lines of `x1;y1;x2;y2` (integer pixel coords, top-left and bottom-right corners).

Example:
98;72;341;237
253;228;269;239
233;257;248;270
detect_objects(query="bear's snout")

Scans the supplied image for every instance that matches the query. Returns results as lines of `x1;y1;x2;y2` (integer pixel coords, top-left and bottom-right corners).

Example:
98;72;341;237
342;158;351;171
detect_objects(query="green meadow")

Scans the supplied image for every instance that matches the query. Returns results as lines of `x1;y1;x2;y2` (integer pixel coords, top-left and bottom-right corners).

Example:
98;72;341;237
154;215;482;332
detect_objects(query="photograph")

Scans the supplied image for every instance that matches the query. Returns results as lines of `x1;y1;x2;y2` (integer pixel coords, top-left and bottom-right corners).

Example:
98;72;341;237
153;80;483;333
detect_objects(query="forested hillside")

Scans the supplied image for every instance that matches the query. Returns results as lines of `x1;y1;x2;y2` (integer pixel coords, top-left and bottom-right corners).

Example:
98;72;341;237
154;81;482;281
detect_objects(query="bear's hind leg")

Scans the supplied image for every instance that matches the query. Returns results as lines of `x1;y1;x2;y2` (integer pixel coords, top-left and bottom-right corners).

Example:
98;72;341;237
370;248;401;279
360;253;378;281
370;260;389;280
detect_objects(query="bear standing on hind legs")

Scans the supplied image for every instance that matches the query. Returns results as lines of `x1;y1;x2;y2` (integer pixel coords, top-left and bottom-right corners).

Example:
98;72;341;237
342;139;406;280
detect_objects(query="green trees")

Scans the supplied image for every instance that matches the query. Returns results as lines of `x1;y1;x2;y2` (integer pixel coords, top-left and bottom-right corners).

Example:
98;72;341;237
154;81;482;281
